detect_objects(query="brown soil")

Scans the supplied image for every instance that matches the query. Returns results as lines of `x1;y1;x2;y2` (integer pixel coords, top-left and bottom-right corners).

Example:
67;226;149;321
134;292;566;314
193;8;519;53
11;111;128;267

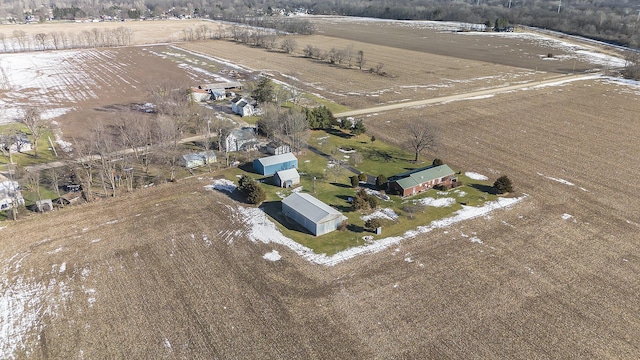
1;19;639;359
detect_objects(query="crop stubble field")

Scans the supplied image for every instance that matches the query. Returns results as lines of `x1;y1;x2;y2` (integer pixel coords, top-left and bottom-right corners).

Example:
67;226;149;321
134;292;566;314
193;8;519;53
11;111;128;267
1;17;639;358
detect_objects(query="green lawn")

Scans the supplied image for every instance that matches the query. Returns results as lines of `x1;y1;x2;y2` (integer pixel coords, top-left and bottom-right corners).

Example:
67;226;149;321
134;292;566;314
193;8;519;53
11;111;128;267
0;124;59;167
308;129;419;179
302;94;351;114
216;129;499;256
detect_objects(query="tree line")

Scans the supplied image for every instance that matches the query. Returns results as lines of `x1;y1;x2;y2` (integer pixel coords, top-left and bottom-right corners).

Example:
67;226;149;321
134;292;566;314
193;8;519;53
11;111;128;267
306;0;640;49
0;27;133;52
2;0;637;48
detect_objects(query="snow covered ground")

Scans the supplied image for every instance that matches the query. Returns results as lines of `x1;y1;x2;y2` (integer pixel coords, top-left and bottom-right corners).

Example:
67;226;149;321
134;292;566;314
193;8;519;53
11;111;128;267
242;195;526;266
465;172;489;181
0;253;78;358
196;179;527;266
206;179;527;266
415;197;456;208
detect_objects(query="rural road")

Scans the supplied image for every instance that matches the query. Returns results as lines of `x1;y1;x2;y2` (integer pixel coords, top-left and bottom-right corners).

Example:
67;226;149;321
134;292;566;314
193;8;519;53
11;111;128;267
334;73;595;118
22;73;593;173
23;134;212;172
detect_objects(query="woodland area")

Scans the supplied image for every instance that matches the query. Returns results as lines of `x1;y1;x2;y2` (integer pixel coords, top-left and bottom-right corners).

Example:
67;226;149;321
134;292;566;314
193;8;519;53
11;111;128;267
1;1;638;48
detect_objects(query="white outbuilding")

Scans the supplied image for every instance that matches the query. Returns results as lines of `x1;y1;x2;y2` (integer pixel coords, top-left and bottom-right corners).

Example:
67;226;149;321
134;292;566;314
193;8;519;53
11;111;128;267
281;192;347;236
274;168;300;188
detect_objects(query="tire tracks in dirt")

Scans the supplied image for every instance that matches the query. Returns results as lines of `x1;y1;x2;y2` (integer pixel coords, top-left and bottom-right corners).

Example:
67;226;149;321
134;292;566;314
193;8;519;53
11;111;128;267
335;73;597;118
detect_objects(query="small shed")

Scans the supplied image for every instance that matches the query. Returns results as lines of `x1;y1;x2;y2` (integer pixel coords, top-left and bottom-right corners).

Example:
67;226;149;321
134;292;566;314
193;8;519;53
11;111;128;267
253;153;298;176
181;151;217;169
34;199;54;212
265;141;291;155
281;192;347;236
274;168;300;188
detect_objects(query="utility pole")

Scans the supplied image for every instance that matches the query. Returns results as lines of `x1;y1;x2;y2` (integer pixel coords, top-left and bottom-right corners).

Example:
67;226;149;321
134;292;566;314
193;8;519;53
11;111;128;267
557;0;562;14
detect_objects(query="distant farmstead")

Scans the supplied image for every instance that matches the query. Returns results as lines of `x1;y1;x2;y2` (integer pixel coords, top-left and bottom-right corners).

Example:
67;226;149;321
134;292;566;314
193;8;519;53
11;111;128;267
388;164;457;197
181;151;217;169
231;97;256;117
265;141;291;155
253;153;298;176
0;174;24;211
189;87;211;102
225;127;258;152
281;192;347;236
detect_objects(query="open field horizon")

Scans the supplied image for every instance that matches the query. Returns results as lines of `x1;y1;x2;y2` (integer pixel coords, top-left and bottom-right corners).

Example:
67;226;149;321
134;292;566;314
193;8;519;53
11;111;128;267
1;17;639;358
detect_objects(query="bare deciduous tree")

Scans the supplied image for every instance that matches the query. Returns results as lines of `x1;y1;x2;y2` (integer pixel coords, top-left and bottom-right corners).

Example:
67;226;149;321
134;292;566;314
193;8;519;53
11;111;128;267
281;38;297;54
34;33;48;50
46;167;63;207
20;107;49;158
408;121;437;162
13;30;28;51
282;109;309;153
256;103;282;140
357;50;366;70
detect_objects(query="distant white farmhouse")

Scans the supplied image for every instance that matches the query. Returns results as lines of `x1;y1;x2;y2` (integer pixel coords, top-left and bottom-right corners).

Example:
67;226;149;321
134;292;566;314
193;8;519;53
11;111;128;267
281;192;347;236
181;151;217;169
265;141;291;155
231;97;256;117
225;127;258;152
0;133;32;153
0;174;24;211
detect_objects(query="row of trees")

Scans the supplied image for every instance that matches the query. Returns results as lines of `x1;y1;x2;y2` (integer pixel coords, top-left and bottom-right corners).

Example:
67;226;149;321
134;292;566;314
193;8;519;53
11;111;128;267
2;0;638;48
0;27;133;52
305;0;640;49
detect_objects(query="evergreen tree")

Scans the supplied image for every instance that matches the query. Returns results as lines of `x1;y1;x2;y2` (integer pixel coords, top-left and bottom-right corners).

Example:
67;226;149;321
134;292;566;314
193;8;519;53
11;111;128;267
305;106;337;129
350;175;359;188
494;175;513;194
252;76;275;104
375;174;387;190
351;119;366;136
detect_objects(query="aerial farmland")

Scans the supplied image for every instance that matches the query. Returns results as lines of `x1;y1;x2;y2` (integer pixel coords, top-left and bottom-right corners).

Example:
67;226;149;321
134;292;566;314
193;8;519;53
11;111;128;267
1;16;639;358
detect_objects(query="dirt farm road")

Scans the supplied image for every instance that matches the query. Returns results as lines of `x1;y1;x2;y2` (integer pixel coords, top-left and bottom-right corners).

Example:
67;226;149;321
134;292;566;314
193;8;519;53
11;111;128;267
23;134;210;173
334;73;595;118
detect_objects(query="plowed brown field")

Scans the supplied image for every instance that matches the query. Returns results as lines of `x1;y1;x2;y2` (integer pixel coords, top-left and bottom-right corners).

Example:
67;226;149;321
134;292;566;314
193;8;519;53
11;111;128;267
1;17;639;359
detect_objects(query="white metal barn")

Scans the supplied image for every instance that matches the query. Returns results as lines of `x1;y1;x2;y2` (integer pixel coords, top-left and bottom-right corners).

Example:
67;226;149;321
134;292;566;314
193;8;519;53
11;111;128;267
281;192;347;236
274;168;300;188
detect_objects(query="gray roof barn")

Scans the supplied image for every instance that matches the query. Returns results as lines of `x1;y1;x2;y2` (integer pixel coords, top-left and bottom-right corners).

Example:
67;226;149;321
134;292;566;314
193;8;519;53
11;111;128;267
281;192;347;236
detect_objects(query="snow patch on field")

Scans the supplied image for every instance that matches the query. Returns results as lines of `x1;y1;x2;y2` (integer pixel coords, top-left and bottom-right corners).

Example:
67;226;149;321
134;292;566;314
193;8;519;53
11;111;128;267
263;250;281;261
538;172;574;186
465;172;488;181
205;178;236;193
237;195;527;266
415;197;456;208
454;189;467;197
361;208;399;221
527;74;601;90
1;253;73;358
0;49;130;125
470;237;483;244
457;30;625;67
